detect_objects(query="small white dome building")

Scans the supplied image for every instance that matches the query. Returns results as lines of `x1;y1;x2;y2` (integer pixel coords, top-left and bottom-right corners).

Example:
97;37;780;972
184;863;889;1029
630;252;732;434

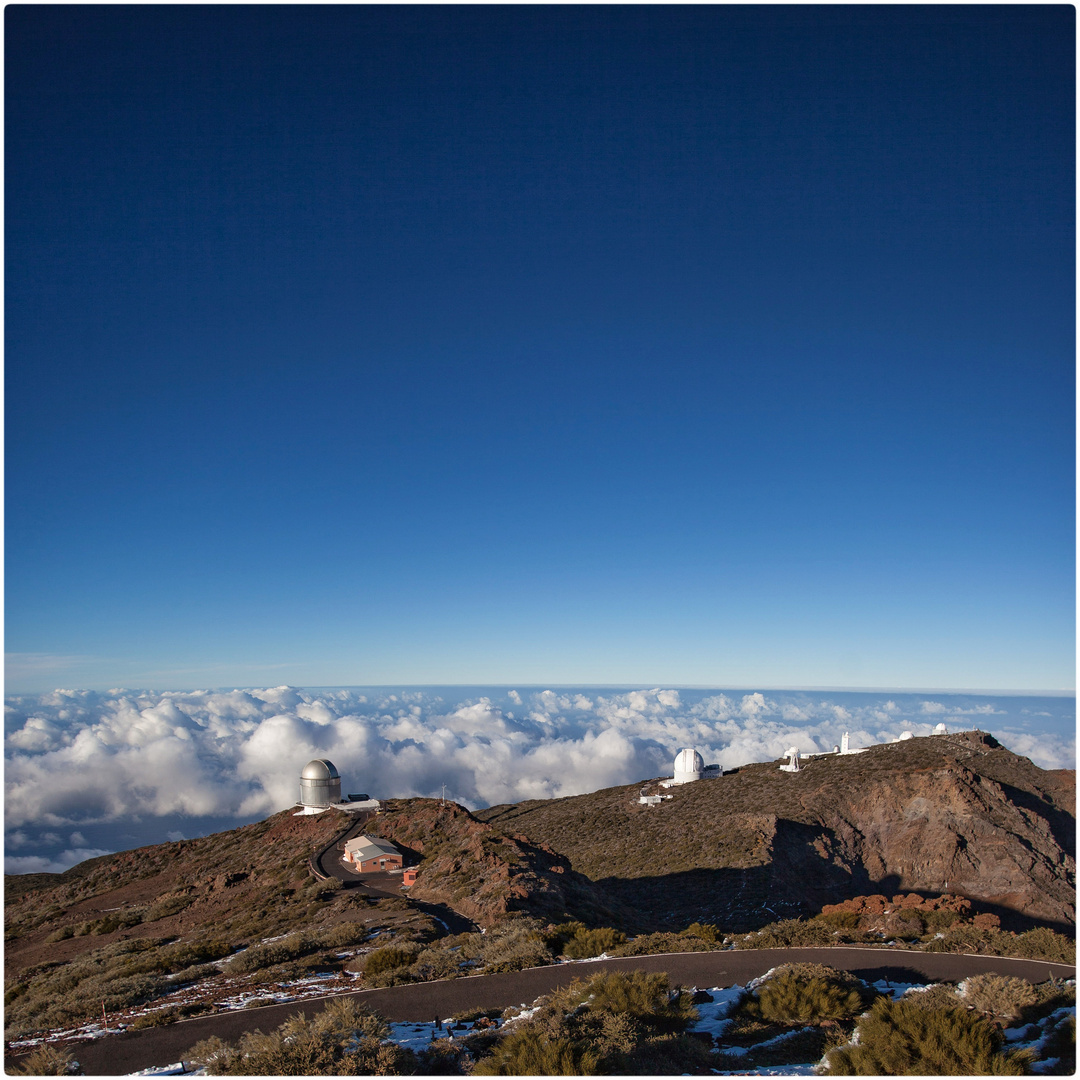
672;748;705;784
300;758;342;808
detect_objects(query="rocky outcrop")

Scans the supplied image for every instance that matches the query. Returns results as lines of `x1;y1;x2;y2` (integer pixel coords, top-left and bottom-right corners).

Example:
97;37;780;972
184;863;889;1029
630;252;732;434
365;799;615;928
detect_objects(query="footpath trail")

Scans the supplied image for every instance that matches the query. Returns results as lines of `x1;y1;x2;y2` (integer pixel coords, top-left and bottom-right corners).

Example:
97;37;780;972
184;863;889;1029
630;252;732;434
40;948;1076;1076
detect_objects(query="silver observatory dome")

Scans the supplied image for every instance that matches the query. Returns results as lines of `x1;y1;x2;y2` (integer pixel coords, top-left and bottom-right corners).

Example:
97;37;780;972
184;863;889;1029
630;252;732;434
299;758;342;807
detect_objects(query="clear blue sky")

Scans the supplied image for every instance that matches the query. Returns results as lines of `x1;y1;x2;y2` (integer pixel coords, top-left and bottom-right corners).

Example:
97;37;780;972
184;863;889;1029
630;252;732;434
6;5;1075;693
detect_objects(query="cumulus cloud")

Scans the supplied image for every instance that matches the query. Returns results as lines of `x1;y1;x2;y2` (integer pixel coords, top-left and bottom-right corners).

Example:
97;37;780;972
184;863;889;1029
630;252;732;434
4;686;1073;871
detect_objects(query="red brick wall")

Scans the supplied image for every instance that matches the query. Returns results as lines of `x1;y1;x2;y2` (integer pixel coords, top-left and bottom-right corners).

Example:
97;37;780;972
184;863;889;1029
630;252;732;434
359;854;401;872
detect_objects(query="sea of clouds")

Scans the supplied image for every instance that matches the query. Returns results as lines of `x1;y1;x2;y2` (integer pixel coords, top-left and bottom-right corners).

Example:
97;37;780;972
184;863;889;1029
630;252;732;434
5;685;1074;874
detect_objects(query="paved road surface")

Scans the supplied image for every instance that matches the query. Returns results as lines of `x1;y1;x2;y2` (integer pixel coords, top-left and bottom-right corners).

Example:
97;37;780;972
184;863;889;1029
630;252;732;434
45;948;1074;1076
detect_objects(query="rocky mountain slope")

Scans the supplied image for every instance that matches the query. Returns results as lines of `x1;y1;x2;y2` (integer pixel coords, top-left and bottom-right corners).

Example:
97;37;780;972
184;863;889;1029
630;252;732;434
362;799;614;927
476;731;1075;933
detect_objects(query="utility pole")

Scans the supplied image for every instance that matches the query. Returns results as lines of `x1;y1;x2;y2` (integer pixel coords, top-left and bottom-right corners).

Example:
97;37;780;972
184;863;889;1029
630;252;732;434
441;784;445;806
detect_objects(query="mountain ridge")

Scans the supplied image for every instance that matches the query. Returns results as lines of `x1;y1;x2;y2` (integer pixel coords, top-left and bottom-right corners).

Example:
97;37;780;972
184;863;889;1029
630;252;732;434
475;730;1075;932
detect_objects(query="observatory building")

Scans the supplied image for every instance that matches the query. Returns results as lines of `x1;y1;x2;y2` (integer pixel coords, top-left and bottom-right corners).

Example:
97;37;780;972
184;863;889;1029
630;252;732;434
660;748;721;787
300;758;342;808
673;748;705;784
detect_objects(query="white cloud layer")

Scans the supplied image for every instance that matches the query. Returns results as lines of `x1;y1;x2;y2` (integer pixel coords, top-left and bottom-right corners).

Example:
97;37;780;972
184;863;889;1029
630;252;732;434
5;686;1074;872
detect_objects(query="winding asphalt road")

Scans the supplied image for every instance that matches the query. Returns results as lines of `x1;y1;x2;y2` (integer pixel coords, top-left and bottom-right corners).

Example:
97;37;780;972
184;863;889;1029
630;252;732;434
41;948;1074;1076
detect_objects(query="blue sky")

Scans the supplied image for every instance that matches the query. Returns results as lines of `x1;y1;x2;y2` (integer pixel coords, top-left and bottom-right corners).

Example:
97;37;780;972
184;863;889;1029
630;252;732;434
6;5;1075;693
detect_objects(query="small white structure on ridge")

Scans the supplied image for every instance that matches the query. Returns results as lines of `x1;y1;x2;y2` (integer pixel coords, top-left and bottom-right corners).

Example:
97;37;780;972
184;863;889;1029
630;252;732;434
933;722;948;735
839;732;867;755
779;747;801;772
673;748;704;783
659;748;722;788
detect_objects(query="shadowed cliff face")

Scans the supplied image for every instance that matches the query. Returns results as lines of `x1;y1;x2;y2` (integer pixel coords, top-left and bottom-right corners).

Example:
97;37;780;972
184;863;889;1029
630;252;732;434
477;731;1075;932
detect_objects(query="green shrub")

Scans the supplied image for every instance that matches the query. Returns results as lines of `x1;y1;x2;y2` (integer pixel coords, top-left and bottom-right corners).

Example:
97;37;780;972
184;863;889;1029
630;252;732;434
921;909;963;932
314;921;373;949
187;999;412;1075
171;962;222;984
611;932;719;957
363;943;421;977
473;1029;600;1076
921;925;993;954
44;927;75;943
569;970;698;1033
8;1045;77;1075
481;924;554;973
960;974;1038;1022
749;968;870;1024
160;938;232;972
563;926;627;959
681;921;721;942
542;921;587;951
227;933;317;974
1007;926;1076;963
816;910;862;930
407;946;464;982
735;918;836;949
146;895;191;921
825;997;1034;1075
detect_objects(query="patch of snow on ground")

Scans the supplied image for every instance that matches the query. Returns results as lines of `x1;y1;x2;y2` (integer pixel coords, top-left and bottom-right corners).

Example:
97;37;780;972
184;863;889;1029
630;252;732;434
688;985;744;1039
386;1021;444;1050
871;978;922;1000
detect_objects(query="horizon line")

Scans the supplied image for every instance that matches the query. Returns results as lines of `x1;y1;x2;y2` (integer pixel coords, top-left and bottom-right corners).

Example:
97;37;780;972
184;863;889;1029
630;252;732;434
6;682;1075;698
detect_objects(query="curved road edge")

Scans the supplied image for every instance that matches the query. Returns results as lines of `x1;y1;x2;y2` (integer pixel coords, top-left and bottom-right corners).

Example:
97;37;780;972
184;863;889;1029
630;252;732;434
36;948;1078;1076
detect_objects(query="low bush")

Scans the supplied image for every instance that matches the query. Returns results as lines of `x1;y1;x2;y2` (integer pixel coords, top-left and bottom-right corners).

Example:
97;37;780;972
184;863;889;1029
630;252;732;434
734;918;837;949
1006;926;1075;963
611;932;719;957
187;998;413;1075
313;921;372;949
8;1045;77;1075
160;939;232;972
960;974;1038;1022
363;942;422;978
815;910;862;930
563;926;627;959
145;895;191;921
568;970;698;1033
825;996;1034;1075
44;927;75;943
473;1029;600;1075
921;925;993;954
226;933;317;974
480;923;553;973
748;967;871;1024
681;921;721;942
170;962;222;984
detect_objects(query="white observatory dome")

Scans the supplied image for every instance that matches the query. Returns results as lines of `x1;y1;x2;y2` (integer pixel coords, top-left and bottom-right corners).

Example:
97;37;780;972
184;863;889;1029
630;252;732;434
673;748;705;784
300;758;342;807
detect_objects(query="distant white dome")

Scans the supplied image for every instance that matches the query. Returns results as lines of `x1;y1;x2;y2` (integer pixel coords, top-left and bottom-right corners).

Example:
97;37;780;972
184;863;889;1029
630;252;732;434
898;730;914;741
673;748;704;784
933;723;948;735
300;758;342;806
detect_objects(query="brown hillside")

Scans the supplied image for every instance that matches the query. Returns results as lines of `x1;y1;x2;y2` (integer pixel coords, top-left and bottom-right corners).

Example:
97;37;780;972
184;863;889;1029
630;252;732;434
5;809;389;977
363;798;617;928
476;731;1075;933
